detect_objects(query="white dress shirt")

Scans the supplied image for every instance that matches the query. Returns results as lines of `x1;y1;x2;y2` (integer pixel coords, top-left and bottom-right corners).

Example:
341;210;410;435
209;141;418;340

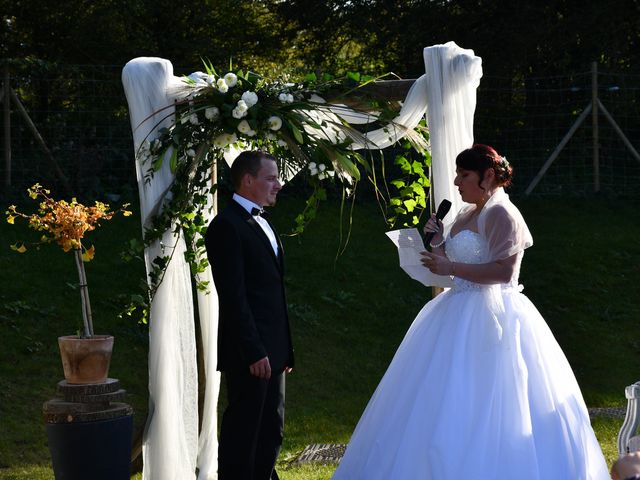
232;193;279;256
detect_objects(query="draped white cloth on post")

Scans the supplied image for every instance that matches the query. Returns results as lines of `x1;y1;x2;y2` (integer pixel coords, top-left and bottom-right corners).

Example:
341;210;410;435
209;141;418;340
423;41;483;231
122;57;220;480
119;42;482;478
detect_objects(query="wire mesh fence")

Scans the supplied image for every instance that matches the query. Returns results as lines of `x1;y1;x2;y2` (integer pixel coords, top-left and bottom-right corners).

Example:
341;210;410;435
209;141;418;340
1;62;639;201
2;63;136;201
476;68;640;196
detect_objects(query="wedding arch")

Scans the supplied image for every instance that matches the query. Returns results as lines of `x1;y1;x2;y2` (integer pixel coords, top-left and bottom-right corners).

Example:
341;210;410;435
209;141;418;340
122;41;482;480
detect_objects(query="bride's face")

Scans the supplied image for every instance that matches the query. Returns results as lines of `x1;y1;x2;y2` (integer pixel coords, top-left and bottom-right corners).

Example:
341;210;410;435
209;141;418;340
454;167;486;204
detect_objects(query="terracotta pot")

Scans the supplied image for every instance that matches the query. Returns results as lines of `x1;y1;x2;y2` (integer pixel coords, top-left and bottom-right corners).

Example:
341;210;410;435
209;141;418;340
58;335;114;385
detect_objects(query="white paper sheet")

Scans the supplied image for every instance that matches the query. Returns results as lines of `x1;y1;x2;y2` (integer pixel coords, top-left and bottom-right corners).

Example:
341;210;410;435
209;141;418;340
386;228;454;288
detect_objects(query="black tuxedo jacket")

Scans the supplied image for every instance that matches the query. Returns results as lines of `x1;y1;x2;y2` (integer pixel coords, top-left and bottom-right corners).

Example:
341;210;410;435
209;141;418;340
205;199;294;373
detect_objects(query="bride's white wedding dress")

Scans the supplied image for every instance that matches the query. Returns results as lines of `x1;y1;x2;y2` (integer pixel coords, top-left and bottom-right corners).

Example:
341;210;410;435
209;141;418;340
332;191;609;479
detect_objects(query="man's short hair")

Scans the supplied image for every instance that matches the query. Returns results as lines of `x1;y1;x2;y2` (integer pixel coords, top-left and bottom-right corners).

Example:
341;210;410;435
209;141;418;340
230;150;277;190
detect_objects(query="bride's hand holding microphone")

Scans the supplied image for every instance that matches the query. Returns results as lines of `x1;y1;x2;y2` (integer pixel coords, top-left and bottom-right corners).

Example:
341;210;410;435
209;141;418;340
421;213;454;275
422;213;444;247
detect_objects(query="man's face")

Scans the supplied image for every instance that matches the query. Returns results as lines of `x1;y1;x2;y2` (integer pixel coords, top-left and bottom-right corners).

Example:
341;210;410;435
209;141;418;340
246;159;282;207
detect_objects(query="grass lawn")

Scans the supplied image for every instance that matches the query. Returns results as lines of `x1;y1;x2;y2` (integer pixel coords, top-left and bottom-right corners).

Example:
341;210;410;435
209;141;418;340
1;191;639;479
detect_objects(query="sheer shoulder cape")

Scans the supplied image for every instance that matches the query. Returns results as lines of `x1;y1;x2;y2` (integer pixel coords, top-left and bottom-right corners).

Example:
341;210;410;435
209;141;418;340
478;188;533;262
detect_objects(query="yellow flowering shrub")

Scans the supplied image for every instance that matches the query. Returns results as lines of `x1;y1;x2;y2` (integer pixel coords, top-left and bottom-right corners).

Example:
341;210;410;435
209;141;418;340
6;183;131;261
5;184;132;337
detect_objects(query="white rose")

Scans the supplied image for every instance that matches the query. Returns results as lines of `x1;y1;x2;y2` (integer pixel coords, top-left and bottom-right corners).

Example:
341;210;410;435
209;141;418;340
241;91;259;107
308;162;317;170
286;93;294;103
267;116;283;131
318;172;326;180
187;149;196;157
232;107;246;119
246;128;257;137
277;139;287;147
237;120;252;134
189;113;199;125
205;107;220;120
213;133;237;148
224;72;238;87
318;163;326;172
236;100;248;113
216;78;229;93
278;93;289;103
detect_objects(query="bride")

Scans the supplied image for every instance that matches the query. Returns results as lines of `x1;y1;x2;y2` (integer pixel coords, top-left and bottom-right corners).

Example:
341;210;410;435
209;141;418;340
331;144;609;479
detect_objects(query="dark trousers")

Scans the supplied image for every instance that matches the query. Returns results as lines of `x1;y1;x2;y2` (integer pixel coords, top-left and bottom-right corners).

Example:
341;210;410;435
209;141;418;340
218;369;285;480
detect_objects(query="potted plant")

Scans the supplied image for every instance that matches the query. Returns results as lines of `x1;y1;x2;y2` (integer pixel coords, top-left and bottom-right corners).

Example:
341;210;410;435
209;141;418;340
6;183;131;384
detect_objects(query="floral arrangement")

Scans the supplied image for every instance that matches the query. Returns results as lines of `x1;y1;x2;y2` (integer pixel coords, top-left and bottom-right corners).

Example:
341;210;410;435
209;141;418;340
6;183;132;338
133;63;430;316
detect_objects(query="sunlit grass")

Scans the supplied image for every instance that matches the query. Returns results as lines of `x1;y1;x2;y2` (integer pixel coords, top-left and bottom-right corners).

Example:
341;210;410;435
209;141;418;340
1;193;638;479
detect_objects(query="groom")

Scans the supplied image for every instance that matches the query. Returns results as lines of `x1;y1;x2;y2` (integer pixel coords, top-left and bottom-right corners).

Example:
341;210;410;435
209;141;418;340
205;150;294;480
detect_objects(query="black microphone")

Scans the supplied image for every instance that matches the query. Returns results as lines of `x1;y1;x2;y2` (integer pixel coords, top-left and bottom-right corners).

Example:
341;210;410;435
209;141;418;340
425;199;452;246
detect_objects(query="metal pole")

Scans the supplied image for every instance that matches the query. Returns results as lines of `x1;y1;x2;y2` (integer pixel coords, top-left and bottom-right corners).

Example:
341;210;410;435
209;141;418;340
3;66;10;191
591;62;600;192
10;88;72;193
597;98;640;165
525;103;592;195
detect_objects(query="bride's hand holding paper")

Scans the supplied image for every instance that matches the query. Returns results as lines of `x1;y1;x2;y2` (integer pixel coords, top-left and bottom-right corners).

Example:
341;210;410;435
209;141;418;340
420;250;454;276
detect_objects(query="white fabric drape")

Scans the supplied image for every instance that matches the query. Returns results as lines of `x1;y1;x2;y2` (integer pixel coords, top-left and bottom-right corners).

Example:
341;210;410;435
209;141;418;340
122;57;220;480
424;41;483;233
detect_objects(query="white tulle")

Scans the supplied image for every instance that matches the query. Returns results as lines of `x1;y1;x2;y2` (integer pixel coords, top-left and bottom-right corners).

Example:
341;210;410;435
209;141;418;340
332;229;609;480
424;42;483;234
122;57;220;480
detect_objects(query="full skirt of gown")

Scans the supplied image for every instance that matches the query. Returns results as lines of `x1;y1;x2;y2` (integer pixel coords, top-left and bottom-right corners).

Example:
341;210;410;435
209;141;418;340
332;251;609;479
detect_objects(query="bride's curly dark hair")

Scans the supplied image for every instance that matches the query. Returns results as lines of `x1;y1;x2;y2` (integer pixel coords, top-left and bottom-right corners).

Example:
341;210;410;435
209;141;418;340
456;144;513;188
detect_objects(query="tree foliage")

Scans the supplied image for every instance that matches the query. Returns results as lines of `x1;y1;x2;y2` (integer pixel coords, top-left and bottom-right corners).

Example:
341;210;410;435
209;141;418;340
3;0;638;76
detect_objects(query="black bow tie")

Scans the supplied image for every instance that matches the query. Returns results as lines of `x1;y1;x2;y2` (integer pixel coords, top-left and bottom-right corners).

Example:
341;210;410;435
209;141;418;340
251;207;268;218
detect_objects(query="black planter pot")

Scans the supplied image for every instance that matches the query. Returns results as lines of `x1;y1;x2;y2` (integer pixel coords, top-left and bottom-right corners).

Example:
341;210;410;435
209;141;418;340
43;378;134;480
46;414;133;480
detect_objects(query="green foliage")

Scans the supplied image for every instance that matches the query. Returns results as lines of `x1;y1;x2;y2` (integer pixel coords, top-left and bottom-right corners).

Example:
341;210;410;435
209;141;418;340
386;128;432;228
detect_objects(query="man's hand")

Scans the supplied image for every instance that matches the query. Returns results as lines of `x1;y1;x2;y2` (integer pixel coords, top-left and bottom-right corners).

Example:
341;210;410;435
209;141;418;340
249;357;272;379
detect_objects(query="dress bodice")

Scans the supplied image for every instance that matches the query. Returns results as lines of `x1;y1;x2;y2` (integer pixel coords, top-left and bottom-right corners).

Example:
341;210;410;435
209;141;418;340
445;230;523;290
445;230;488;265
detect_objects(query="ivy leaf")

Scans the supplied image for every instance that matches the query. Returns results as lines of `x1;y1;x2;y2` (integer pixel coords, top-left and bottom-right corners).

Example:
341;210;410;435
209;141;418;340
411;183;426;196
403;199;417;212
347;71;360;82
411;161;424;175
